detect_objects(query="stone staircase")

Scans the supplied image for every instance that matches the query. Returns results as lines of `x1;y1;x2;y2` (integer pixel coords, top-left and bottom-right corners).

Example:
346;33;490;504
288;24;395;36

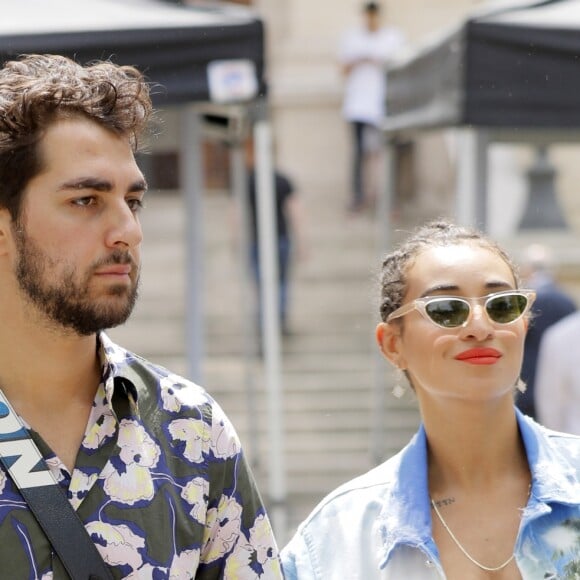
108;184;423;544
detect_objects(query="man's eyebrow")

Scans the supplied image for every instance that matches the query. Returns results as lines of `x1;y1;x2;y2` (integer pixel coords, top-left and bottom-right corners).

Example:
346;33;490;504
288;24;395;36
59;177;148;193
130;179;148;193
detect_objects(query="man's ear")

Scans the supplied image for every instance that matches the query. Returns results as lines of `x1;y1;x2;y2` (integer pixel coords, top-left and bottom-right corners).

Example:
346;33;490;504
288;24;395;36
376;322;406;370
0;208;14;257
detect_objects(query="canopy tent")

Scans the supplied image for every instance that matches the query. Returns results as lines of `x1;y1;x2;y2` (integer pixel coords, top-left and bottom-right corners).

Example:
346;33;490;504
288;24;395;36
386;0;580;131
380;0;580;236
0;0;265;105
0;0;286;535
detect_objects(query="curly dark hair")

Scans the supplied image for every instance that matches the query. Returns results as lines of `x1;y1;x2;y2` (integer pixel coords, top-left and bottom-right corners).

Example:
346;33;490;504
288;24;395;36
0;53;152;220
379;219;521;322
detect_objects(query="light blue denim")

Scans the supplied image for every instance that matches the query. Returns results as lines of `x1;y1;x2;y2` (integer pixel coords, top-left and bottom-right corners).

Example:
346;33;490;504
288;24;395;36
282;410;580;579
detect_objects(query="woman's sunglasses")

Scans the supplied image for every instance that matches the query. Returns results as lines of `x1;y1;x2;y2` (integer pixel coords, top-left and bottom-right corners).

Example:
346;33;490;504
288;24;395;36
386;289;536;329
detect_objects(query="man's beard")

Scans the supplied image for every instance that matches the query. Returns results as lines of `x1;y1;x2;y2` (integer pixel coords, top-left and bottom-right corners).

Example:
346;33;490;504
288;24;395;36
14;228;139;336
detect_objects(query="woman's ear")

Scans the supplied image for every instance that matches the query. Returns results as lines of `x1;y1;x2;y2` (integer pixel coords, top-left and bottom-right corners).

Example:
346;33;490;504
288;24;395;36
376;322;406;370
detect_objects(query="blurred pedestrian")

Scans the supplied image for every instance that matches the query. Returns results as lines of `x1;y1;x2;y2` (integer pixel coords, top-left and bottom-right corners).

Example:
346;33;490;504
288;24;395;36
516;243;575;419
338;1;404;213
535;311;580;434
282;220;580;578
243;138;305;337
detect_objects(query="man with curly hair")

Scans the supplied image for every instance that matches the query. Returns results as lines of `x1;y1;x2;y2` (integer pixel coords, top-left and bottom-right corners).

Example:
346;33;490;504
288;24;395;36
0;54;282;579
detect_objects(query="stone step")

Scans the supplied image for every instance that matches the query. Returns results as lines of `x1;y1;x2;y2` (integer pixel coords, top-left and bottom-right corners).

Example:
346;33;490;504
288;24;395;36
112;185;404;542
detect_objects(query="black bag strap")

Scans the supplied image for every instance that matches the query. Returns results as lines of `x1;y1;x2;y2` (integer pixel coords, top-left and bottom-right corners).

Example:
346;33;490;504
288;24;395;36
0;389;114;580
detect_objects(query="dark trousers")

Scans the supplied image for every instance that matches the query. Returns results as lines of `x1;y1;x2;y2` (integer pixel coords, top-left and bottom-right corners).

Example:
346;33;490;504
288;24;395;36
351;121;369;208
250;236;291;330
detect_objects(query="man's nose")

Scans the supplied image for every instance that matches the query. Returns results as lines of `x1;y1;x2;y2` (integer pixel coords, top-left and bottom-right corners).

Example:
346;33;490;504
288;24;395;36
105;202;143;248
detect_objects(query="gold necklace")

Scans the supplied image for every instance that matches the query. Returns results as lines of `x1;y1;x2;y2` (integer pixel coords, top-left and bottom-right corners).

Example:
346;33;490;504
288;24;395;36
431;499;515;572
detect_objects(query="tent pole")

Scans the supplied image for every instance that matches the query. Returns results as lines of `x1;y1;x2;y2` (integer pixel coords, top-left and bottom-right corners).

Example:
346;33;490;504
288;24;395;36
371;134;396;465
475;130;490;231
455;128;489;230
180;106;205;383
230;134;260;469
253;104;287;541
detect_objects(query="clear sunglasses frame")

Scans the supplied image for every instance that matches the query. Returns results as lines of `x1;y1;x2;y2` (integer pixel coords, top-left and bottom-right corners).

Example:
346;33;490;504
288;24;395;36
386;289;537;329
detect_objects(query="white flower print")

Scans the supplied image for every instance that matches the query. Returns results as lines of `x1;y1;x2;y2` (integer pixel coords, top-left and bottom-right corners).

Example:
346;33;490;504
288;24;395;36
101;419;160;505
211;415;239;460
181;477;209;524
168;418;210;463
44;456;67;483
86;521;145;571
160;376;207;413
169;548;201;579
203;496;243;563
84;409;116;451
224;514;279;578
124;564;166;579
68;471;99;510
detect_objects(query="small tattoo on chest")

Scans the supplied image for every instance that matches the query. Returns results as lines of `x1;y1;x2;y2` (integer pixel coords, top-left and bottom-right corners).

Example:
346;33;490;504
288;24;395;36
433;497;456;508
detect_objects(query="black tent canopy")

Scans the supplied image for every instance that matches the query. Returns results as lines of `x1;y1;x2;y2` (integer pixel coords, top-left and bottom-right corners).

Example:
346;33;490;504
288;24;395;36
386;0;580;130
377;0;580;233
0;0;265;105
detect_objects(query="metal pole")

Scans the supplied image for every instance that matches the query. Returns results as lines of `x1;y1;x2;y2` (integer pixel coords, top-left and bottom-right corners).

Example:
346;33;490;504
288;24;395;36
474;130;490;231
180;106;205;383
455;128;489;229
230;136;260;470
371;135;396;465
253;110;287;541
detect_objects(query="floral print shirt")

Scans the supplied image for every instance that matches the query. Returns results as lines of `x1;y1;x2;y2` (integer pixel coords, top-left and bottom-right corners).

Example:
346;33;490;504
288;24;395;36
0;333;283;579
282;410;580;579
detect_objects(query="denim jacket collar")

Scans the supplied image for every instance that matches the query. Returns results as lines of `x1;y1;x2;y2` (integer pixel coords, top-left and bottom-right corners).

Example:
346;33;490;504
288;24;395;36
376;423;438;568
518;410;580;516
377;408;580;569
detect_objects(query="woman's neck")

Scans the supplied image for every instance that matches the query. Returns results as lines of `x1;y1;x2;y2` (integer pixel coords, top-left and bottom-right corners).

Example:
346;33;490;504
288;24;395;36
422;397;529;493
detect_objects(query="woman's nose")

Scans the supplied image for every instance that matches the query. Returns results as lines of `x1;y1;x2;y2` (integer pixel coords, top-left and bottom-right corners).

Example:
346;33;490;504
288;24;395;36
459;304;494;341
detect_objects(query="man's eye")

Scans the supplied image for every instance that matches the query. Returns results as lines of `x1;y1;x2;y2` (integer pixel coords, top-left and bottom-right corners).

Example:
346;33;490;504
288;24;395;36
127;198;145;212
73;196;96;207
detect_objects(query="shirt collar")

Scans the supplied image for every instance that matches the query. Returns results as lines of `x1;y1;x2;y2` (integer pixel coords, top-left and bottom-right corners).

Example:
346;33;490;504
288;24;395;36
97;332;140;408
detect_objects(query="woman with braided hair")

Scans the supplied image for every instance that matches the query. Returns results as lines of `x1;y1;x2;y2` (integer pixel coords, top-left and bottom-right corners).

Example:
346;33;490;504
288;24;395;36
282;220;580;578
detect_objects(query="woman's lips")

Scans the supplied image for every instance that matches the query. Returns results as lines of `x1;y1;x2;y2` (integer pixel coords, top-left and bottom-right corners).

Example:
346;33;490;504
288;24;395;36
454;348;502;365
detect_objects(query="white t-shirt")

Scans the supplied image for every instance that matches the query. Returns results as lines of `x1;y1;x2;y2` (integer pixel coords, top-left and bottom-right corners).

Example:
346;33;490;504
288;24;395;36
339;25;404;126
536;311;580;434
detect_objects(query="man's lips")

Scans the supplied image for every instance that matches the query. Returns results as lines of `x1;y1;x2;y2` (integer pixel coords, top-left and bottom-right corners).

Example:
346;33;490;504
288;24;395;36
455;348;502;365
94;265;132;276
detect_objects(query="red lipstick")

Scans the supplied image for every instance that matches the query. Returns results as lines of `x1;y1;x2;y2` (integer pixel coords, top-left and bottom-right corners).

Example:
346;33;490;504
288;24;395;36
455;347;502;365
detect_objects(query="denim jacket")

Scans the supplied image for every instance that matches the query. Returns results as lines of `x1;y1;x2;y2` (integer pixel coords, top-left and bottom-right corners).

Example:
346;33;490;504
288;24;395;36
281;410;580;579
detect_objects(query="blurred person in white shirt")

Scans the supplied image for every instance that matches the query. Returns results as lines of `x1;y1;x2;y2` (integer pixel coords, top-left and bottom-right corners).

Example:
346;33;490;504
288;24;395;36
338;2;404;213
535;310;580;434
